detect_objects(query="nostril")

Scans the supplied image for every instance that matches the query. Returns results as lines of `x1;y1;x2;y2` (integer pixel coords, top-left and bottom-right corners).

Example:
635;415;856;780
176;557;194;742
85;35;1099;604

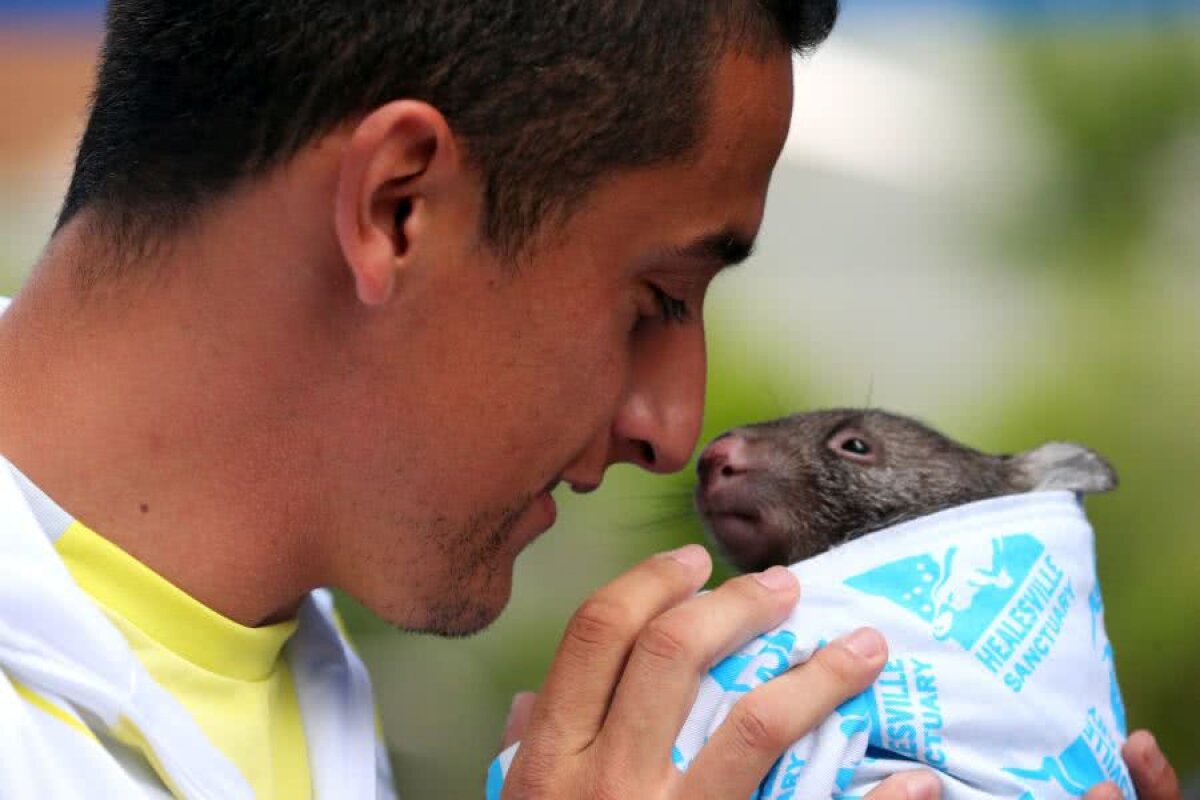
698;434;754;488
639;440;656;467
696;452;721;481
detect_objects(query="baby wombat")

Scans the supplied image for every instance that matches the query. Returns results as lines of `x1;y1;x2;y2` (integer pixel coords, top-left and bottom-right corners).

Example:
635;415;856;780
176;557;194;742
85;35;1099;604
693;409;1117;573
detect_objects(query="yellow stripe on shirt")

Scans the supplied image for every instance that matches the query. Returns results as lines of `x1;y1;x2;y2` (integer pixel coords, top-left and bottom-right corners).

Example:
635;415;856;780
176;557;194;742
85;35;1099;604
10;676;99;743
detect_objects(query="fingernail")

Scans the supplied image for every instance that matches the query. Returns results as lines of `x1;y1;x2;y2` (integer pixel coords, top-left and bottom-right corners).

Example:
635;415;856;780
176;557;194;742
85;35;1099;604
840;627;885;660
754;565;797;591
665;544;709;569
904;771;940;800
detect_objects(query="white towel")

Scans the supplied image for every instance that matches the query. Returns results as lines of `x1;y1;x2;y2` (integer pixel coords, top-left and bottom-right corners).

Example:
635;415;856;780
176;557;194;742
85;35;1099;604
488;491;1134;799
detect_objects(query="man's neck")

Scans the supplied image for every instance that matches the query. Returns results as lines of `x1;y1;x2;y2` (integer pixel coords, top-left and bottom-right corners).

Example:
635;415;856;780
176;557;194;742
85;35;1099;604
0;216;334;627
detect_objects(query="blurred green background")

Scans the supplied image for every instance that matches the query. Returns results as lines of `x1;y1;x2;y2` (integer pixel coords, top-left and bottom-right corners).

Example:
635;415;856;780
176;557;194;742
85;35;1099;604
1;4;1197;798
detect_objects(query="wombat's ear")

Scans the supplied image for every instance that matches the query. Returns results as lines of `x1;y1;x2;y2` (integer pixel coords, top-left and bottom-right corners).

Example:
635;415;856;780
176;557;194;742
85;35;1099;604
1010;442;1119;494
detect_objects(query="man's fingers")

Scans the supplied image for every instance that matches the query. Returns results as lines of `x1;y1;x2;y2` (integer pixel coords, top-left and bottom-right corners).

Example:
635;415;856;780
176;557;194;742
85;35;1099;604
499;691;537;752
523;545;711;751
1124;730;1180;800
682;627;888;798
865;770;942;800
599;566;801;777
1082;781;1122;800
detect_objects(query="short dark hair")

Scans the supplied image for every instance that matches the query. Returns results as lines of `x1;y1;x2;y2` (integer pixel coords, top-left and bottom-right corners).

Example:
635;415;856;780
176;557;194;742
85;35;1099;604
60;1;837;264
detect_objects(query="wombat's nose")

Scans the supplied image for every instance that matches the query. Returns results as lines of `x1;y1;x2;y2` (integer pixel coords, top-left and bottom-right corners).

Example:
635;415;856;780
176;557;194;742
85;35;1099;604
697;433;752;491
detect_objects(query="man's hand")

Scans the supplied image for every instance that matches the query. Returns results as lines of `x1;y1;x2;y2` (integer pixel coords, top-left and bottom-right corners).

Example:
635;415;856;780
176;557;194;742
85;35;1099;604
499;545;941;799
1081;731;1181;800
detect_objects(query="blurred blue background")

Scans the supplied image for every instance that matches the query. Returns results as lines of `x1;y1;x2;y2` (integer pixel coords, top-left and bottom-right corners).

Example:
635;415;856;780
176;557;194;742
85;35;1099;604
1;2;1197;798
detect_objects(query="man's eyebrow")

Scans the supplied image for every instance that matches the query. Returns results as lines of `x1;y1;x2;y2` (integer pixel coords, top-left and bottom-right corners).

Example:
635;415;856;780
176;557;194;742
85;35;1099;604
670;230;756;269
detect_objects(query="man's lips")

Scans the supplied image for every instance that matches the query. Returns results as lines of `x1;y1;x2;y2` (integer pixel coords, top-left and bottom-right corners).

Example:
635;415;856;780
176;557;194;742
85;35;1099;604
527;474;603;541
532;478;564;532
537;488;557;528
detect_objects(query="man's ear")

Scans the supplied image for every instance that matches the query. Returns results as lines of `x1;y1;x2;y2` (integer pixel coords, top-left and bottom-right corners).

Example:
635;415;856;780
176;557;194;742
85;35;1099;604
1010;442;1119;495
334;100;456;306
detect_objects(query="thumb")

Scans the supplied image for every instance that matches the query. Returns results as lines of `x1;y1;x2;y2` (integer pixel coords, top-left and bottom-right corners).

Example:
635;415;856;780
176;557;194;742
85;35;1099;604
499;691;538;752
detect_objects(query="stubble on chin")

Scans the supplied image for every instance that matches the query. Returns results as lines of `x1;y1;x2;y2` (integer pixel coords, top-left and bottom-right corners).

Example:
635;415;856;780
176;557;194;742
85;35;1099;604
409;492;535;637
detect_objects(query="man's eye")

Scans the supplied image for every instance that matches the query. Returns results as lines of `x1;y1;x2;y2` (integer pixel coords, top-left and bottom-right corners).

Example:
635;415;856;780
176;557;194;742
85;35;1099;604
651;285;690;324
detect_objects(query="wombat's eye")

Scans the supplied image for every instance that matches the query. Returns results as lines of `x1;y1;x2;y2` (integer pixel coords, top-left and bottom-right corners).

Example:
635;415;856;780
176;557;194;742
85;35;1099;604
842;438;871;455
827;427;878;464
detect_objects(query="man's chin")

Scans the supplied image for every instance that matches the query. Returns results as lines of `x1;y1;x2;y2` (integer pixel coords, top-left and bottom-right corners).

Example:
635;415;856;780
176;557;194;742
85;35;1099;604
359;493;547;636
429;591;511;638
414;494;554;637
396;568;516;638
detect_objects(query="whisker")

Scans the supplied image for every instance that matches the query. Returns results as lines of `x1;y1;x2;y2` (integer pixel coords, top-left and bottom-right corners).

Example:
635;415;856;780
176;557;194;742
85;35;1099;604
623;489;697;502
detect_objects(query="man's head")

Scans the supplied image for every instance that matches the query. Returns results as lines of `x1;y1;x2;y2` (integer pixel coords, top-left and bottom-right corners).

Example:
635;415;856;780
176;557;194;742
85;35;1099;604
43;1;836;633
60;0;835;267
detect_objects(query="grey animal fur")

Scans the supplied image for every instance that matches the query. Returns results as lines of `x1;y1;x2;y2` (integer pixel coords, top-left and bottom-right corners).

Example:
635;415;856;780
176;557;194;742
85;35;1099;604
694;408;1117;573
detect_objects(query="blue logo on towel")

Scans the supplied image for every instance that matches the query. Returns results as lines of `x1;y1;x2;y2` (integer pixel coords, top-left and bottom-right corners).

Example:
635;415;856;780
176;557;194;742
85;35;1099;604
872;657;947;768
1007;736;1103;796
846;533;1078;692
1004;708;1132;797
846;534;1044;649
709;630;797;693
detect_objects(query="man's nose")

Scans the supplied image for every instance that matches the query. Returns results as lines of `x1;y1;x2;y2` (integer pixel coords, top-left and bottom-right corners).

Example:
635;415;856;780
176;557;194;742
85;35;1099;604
609;326;706;474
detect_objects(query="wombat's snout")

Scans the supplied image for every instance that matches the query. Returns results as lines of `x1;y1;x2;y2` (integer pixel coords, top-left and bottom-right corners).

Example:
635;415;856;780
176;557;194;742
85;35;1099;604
694;432;790;572
696;433;754;492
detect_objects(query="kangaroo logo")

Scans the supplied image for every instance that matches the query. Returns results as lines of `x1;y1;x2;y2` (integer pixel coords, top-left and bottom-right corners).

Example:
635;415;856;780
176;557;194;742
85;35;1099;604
1004;736;1105;796
709;630;797;693
928;538;1014;639
845;533;1045;650
1005;708;1132;798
